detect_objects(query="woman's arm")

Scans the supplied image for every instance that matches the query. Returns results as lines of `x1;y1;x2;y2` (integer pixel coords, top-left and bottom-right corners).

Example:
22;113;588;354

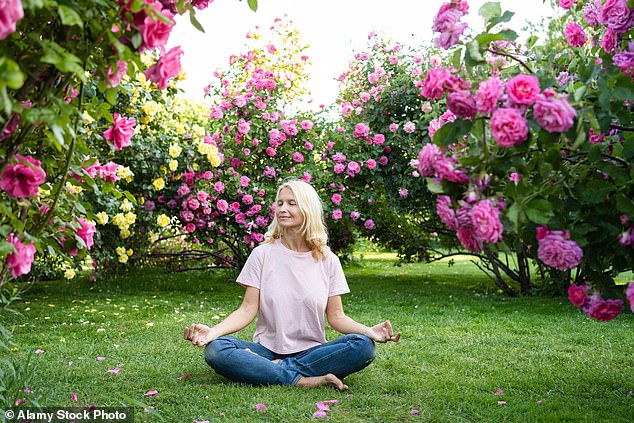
184;286;260;346
325;295;401;343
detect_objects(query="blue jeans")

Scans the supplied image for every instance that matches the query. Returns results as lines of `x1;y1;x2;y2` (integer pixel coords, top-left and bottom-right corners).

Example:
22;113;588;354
204;334;376;386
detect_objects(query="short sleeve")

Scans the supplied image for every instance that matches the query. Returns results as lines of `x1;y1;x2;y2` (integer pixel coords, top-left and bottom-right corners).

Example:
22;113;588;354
328;252;350;297
236;246;264;288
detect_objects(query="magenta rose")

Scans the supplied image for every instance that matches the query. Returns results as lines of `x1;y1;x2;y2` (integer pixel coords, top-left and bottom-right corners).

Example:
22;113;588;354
103;113;136;150
506;74;540;105
490;108;529;147
626;282;634;312
568;284;590;307
5;233;36;278
475;76;504;115
106;60;128;88
601;28;617;53
76;217;96;251
446;90;477;118
586;297;624;322
456;225;483;252
0;0;24;40
353;123;370;138
533;90;576;133
559;0;577;9
145;46;184;90
599;0;634;33
436;196;458;230
537;229;583;270
413;143;442;177
0;154;47;198
564;22;587;47
471;200;503;243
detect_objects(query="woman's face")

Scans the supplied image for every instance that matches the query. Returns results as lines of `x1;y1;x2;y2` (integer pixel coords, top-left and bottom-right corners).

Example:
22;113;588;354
276;187;304;231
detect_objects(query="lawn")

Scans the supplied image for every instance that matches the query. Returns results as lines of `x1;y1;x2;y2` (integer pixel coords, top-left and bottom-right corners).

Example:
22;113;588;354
1;254;633;422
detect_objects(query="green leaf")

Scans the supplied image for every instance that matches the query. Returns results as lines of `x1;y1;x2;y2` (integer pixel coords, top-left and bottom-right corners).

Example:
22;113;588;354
466;40;484;64
506;202;523;231
580;180;614;204
526;35;538;49
39;41;85;78
498;29;518;42
426;179;444;194
189;9;205;33
247;0;258;12
0;58;25;90
616;193;634;215
58;5;83;27
525;199;553;225
123;191;138;205
433;120;474;147
479;2;502;21
487;10;515;31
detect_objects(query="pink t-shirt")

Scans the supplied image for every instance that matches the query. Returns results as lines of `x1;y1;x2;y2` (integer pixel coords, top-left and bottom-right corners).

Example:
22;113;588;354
236;239;349;354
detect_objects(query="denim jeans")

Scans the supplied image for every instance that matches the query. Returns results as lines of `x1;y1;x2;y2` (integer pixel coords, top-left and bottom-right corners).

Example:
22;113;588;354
204;334;376;386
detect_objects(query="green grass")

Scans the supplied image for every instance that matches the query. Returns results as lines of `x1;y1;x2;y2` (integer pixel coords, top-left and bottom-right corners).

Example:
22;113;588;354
2;255;633;422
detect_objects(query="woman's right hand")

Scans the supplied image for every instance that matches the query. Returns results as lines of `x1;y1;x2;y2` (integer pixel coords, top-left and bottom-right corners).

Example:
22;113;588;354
184;323;216;346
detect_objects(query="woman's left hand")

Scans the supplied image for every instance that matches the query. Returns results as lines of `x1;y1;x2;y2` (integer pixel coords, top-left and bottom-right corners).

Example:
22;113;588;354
368;320;401;343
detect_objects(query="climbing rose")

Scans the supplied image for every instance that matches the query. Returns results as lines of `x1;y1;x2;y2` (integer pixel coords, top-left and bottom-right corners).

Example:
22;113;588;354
0;0;24;40
471;200;503;243
564;22;587;47
0;155;46;198
490;108;528;147
586;295;624;322
145;46;184;90
475;76;504;115
506;74;540;105
533;89;576;133
446;90;477;118
568;284;590;307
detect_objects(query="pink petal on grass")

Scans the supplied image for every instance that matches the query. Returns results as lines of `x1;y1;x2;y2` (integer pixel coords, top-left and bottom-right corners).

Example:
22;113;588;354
627;390;633;397
71;393;78;401
35;349;44;354
315;402;330;412
178;373;191;380
96;357;105;361
410;409;420;415
193;420;209;423
495;388;504;395
107;367;121;374
68;361;73;366
498;401;506;405
255;403;267;410
144;390;159;397
313;410;328;418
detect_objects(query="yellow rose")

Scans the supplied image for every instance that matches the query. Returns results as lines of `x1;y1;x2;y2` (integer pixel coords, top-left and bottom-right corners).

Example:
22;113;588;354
169;159;178;171
168;144;182;158
153;178;165;191
64;268;76;280
125;212;136;225
96;212;109;225
142;100;159;116
120;228;131;239
120;199;133;212
82;111;95;124
157;214;170;228
118;254;129;264
126;249;133;257
112;213;127;228
116;246;127;256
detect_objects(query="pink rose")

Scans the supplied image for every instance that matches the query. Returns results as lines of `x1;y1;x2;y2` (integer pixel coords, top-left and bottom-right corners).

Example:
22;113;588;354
403;121;416;134
366;159;377;170
584;0;602;26
353;123;370;138
103;113;136;150
490;108;528;147
436;196;458;230
537;228;583;270
506;74;540;105
533;90;577;133
0;0;24;40
564;22;587;47
456;225;483;252
586;296;624;322
145;46;183;90
331;193;342;205
599;0;634;33
106;60;128;88
475;76;504;115
139;3;175;51
568;284;590;307
600;28;617;53
5;233;36;278
331;209;343;220
471;200;503;243
292;152;304;163
0;155;47;198
446;90;477;118
216;199;228;214
559;0;577;9
76;217;96;250
364;219;375;230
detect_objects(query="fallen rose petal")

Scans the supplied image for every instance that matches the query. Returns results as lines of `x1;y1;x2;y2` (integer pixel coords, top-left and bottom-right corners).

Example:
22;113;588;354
537;400;543;404
178;373;191;380
68;361;73;366
315;402;330;412
495;388;504;395
71;393;78;401
192;420;209;423
410;409;420;415
313;410;328;418
35;349;44;354
498;401;506;405
255;403;267;410
144;390;159;397
107;368;121;374
627;390;633;397
96;357;105;361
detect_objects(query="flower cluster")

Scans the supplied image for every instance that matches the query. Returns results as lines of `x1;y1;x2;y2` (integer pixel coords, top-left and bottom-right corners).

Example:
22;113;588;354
432;0;469;50
567;283;625;321
536;226;583;271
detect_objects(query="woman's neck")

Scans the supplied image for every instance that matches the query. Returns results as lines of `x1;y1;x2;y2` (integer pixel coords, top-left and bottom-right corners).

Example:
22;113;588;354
281;232;310;252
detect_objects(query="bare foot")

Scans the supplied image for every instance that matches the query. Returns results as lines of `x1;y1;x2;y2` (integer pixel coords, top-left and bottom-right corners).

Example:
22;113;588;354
296;374;348;391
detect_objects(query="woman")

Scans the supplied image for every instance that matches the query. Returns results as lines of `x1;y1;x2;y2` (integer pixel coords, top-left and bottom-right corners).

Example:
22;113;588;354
184;179;400;390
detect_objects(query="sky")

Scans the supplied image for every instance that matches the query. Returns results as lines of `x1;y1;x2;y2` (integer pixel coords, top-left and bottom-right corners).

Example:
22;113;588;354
167;0;555;108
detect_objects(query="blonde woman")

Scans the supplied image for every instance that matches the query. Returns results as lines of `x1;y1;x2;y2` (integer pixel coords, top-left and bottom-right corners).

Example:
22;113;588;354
184;179;400;390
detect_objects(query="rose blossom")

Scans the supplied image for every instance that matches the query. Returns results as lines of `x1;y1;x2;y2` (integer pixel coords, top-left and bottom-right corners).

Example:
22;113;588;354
103;113;136;150
471;200;503;243
506;74;541;105
536;227;583;270
436;196;458;230
5;233;36;278
568;283;590;307
353;123;370;138
601;28;617;53
559;0;577;9
446;90;477;118
533;89;577;133
332;209;343;220
106;60;128;88
76;217;96;250
0;0;24;40
403;121;416;133
584;0;602;26
145;46;184;90
564;22;587;47
139;3;175;51
599;0;634;33
364;219;375;230
475;76;504;115
586;295;624;322
0;155;47;198
490;108;529;147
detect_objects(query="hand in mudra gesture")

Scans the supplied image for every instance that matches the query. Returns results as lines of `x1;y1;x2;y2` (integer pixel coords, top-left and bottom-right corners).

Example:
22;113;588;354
184;323;216;346
368;320;401;343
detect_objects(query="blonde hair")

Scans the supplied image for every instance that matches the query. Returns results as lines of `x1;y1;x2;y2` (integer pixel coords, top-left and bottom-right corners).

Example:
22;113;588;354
264;179;329;261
